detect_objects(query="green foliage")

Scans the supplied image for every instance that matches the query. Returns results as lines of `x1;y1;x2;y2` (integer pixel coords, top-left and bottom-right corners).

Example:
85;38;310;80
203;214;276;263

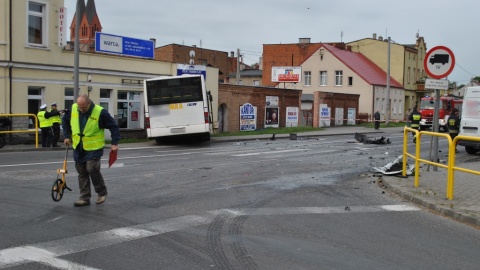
213;126;324;137
357;121;407;128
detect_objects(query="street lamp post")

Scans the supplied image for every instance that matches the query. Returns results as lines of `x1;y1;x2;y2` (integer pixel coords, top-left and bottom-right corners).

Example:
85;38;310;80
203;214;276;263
385;37;391;125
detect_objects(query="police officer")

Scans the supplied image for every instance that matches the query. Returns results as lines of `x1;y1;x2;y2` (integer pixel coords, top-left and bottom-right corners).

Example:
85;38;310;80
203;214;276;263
49;102;64;147
408;106;422;143
447;108;460;153
37;104;53;148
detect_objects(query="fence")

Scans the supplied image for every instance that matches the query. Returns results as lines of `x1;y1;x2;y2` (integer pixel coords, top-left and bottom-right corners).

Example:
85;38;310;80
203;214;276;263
0;114;39;148
402;127;480;200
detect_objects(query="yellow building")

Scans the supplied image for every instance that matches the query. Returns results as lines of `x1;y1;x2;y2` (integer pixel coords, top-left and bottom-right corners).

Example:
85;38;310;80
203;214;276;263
348;33;428;113
0;0;219;136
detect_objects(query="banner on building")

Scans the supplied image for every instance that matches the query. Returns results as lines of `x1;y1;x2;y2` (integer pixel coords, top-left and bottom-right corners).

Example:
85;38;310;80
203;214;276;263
286;107;299;127
265;107;279;127
347;108;356;125
177;64;207;79
271;67;302;83
58;7;67;47
240;103;257;131
319;104;331;127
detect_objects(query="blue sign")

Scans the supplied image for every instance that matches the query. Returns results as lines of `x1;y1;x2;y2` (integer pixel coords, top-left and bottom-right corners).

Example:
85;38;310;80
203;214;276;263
95;32;154;59
240;103;256;131
177;64;207;79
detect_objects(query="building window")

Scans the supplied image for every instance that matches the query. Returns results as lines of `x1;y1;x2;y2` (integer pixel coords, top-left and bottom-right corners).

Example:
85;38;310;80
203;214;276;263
304;71;311;86
100;89;112;114
28;86;44;128
27;1;47;46
407;67;411;84
348;76;353;86
335;71;343;86
319;71;327;86
64;88;74;110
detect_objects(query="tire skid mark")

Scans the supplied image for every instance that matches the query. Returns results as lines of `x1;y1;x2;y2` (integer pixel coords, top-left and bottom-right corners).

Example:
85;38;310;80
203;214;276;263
206;215;234;270
158;234;213;269
228;215;257;270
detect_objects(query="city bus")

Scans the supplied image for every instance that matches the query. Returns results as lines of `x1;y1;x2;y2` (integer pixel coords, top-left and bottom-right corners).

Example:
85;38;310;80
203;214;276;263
144;75;212;143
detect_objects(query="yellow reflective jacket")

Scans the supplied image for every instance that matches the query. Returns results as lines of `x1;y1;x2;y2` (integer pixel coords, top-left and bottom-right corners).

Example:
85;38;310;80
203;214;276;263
50;110;62;124
37;111;52;128
71;104;105;151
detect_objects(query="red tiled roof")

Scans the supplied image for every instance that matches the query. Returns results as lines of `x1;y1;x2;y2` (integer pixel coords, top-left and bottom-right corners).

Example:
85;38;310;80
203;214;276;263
322;44;403;88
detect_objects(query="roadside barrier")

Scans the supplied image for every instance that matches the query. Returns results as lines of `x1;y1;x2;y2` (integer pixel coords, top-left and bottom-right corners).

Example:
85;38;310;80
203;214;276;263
402;127;480;200
0;114;39;148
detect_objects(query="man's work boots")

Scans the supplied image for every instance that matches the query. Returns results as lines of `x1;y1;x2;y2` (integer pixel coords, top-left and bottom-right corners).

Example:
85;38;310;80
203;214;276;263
96;193;107;205
73;199;90;207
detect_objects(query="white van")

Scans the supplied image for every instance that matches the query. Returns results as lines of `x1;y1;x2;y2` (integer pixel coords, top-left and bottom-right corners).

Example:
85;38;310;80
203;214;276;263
458;86;480;154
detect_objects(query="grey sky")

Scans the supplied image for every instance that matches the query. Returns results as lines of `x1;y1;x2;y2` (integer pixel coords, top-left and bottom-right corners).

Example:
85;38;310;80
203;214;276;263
67;0;478;85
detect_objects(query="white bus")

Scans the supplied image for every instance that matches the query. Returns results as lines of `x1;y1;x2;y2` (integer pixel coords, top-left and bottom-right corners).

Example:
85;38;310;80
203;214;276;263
144;75;212;143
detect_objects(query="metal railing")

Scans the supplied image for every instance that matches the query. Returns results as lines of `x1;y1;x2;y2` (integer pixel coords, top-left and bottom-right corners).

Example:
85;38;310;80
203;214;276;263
0;114;39;148
402;127;480;200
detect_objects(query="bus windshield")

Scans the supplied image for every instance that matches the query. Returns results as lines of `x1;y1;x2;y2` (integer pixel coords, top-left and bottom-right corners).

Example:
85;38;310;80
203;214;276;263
146;76;203;105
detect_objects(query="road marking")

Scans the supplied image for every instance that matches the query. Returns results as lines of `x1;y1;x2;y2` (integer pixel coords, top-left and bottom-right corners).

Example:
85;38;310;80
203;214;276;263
0;204;419;269
232;148;310;157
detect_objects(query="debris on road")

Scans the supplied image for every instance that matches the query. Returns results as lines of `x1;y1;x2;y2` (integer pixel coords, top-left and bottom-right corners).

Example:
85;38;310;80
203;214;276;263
372;155;415;175
354;132;391;144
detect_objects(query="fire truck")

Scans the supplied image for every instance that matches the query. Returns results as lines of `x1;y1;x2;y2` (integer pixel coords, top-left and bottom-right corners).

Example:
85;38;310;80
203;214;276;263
418;95;463;131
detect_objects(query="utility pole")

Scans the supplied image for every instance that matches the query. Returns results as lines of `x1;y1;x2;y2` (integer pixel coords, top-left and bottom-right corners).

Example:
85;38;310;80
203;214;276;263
236;48;240;85
73;0;81;101
385;37;391;125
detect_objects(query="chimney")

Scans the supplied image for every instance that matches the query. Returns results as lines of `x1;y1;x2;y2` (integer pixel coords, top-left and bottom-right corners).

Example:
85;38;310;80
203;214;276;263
378;35;383;41
230;51;234;57
373;33;377;40
299;38;311;44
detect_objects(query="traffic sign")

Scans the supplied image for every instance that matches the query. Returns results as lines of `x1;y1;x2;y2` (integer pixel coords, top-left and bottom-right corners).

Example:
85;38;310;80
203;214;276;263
424;46;455;79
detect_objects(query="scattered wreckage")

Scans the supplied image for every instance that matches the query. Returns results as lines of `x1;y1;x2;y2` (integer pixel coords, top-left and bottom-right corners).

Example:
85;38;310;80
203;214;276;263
373;155;415;176
354;132;391;145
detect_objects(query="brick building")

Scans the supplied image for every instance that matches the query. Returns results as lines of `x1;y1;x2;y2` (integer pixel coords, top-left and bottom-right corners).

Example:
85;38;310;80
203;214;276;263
312;92;360;127
154;44;233;83
218;85;301;132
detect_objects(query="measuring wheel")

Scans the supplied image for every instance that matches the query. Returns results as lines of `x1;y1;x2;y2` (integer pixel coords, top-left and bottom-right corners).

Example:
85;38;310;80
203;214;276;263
51;179;65;202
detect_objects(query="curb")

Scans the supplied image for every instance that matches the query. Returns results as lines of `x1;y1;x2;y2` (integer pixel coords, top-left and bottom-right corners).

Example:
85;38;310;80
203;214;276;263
380;178;480;228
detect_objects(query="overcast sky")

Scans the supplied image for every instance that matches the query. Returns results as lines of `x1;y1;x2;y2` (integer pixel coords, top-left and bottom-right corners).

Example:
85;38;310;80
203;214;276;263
67;0;478;85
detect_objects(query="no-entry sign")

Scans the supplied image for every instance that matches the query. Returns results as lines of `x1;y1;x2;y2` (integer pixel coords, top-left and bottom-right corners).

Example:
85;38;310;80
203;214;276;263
424;46;455;79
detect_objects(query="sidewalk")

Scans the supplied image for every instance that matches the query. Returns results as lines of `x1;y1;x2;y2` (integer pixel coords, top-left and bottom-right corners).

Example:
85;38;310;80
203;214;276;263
1;126;479;228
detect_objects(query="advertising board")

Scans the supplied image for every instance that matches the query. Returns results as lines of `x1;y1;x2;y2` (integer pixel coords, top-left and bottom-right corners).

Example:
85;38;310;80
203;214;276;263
272;67;302;83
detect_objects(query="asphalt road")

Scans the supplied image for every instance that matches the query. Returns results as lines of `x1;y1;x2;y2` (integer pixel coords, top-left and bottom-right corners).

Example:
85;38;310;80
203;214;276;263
1;131;479;269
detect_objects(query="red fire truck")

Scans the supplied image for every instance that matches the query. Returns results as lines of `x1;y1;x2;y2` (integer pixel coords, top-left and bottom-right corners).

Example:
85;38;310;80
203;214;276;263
418;96;463;131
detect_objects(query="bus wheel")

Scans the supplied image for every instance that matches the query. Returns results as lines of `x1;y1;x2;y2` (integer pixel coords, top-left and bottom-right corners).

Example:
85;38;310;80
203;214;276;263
465;146;478;155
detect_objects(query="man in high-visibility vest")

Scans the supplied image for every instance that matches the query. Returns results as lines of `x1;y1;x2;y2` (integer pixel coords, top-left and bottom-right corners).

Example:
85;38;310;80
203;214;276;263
49;102;65;147
37;104;53;148
62;94;120;207
408;106;422;143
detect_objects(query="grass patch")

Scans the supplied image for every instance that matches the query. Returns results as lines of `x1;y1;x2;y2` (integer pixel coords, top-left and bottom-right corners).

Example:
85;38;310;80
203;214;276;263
358;121;407;129
212;126;325;137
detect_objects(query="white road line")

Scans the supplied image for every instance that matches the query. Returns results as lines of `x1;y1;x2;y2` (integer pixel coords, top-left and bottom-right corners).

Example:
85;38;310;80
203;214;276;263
232;148;310;157
0;204;419;269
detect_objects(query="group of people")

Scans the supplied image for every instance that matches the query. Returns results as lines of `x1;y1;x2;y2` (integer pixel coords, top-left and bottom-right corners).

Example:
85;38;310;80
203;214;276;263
408;106;460;152
38;94;121;207
37;103;65;148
